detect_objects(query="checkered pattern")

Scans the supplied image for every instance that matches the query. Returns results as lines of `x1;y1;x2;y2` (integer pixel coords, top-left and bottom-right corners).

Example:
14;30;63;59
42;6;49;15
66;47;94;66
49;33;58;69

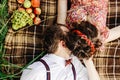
4;0;120;80
5;0;57;66
93;1;120;80
94;39;120;80
107;0;120;28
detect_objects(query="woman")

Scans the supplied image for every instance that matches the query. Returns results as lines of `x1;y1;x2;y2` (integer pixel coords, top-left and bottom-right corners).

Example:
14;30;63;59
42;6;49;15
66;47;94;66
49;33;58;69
67;21;101;80
57;0;120;45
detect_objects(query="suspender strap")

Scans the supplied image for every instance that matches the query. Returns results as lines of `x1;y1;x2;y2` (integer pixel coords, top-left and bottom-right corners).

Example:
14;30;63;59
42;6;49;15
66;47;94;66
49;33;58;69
40;59;51;80
40;59;76;80
71;63;76;80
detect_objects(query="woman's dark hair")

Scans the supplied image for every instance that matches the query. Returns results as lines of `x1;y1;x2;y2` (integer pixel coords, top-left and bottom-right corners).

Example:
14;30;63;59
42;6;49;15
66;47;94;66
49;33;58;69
43;24;68;53
66;21;102;58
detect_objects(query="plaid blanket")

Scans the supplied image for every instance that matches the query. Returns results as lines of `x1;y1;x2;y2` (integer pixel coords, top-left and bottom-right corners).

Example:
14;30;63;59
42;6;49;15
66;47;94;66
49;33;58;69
5;0;57;66
93;39;120;80
4;0;120;80
93;1;120;80
106;0;120;28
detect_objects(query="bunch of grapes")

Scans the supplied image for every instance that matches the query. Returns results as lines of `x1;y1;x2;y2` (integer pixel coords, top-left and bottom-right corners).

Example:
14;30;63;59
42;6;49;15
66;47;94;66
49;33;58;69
11;10;33;30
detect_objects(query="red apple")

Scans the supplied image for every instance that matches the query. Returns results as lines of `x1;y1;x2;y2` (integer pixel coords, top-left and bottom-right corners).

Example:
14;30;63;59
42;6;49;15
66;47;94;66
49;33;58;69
18;7;25;11
34;17;41;25
17;0;25;4
26;8;32;14
30;13;35;18
34;8;41;15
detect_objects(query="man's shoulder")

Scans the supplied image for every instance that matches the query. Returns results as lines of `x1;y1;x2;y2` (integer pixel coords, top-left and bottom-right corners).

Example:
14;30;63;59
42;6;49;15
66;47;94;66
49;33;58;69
20;61;46;80
25;61;46;72
72;55;80;61
28;54;51;69
71;55;85;68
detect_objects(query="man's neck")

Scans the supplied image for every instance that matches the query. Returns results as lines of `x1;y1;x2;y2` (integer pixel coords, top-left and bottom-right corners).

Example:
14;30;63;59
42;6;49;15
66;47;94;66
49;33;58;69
54;48;71;59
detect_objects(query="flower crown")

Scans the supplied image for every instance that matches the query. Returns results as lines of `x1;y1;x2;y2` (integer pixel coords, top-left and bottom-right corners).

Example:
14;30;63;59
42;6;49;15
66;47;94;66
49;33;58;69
73;30;95;54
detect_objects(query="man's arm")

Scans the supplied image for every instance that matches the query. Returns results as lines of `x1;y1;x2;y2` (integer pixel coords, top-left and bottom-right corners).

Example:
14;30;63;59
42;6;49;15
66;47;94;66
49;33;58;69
57;0;67;24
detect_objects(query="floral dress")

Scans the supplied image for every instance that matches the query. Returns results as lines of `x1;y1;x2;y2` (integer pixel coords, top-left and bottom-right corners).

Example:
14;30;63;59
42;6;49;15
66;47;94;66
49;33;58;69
66;0;109;42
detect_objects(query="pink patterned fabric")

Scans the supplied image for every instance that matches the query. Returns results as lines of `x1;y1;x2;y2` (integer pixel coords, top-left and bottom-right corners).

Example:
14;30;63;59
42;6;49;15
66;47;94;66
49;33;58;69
66;0;109;42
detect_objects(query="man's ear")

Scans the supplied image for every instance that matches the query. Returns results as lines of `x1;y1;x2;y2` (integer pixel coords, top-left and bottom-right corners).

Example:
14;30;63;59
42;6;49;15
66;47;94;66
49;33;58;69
60;40;66;47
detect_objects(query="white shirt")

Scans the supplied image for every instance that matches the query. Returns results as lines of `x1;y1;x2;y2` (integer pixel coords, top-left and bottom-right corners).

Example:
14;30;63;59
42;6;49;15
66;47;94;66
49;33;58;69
20;54;88;80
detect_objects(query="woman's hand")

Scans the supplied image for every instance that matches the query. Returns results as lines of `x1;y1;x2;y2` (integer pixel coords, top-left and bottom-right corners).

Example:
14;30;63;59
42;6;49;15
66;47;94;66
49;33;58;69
83;55;93;66
83;55;100;80
57;0;67;24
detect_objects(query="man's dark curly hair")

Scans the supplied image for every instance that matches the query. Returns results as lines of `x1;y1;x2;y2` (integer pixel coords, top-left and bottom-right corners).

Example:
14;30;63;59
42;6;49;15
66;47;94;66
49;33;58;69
43;24;68;53
65;21;102;58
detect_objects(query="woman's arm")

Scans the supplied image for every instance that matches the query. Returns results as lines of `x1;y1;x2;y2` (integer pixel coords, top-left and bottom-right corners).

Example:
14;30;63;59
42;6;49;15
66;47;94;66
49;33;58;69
83;56;100;80
105;25;120;43
57;0;67;24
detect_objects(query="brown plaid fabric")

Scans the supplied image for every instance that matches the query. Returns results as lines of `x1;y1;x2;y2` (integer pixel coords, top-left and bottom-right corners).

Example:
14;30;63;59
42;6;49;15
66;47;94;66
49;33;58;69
107;0;120;28
4;0;120;80
93;1;120;80
8;0;18;13
94;39;120;80
5;0;57;66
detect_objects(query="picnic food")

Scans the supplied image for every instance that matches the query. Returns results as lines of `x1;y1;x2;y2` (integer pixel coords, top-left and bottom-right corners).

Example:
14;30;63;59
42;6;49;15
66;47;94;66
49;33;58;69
11;0;41;30
33;17;41;25
31;0;40;8
26;8;32;13
11;10;33;30
34;7;41;15
17;0;25;4
23;0;31;8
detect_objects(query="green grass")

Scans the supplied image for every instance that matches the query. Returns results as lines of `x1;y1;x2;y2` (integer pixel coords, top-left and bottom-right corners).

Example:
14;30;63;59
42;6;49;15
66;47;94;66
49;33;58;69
0;0;22;79
0;0;46;79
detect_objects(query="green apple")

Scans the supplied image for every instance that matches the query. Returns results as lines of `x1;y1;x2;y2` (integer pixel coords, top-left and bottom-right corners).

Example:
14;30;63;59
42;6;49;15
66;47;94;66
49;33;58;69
12;24;19;30
23;0;31;8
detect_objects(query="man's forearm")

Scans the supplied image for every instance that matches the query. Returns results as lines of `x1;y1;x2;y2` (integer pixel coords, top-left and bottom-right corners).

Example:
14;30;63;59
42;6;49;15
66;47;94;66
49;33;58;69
57;0;67;24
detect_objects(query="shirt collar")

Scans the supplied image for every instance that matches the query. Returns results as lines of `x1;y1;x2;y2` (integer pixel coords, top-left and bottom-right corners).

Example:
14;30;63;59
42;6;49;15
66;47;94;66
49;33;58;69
47;54;72;67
